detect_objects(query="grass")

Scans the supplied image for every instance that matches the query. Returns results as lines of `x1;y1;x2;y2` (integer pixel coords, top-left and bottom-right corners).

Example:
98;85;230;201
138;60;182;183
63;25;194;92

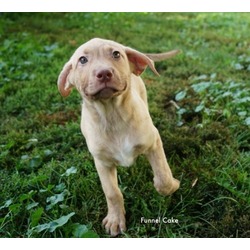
0;13;249;238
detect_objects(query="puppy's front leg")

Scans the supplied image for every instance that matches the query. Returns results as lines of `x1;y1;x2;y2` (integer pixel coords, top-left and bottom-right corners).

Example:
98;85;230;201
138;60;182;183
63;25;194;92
146;132;180;195
94;159;126;236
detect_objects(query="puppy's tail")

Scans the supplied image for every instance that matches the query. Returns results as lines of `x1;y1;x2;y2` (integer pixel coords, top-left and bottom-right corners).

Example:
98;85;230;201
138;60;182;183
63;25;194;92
145;49;181;62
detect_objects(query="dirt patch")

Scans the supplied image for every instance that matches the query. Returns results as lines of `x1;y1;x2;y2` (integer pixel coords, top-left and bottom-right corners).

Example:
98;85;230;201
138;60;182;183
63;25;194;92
37;110;79;126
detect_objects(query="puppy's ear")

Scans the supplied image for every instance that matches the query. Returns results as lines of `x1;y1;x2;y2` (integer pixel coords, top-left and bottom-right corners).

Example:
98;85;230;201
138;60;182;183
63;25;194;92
125;47;160;76
57;61;73;97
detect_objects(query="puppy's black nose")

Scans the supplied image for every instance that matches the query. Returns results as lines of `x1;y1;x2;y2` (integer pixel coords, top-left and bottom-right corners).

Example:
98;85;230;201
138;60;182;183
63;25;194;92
96;69;113;82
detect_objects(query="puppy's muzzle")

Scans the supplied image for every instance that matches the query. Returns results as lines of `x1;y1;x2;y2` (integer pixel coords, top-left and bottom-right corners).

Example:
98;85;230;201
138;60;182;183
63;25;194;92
85;68;125;99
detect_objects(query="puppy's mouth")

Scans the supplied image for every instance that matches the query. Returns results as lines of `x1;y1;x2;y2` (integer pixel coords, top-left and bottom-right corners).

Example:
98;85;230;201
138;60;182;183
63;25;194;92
85;84;127;100
93;87;119;99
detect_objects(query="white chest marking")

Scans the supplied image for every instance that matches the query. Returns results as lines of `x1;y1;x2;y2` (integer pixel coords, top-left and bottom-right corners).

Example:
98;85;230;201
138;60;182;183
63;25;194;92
113;137;137;167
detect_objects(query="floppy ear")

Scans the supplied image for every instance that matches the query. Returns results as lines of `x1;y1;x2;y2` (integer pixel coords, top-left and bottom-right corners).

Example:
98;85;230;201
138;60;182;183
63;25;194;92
125;47;160;76
57;61;73;97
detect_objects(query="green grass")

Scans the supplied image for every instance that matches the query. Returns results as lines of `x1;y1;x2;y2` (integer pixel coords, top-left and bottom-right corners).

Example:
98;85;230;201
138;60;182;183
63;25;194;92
0;13;249;238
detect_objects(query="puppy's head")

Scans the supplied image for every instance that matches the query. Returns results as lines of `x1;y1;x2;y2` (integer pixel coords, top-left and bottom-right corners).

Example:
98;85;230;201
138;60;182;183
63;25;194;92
57;38;159;100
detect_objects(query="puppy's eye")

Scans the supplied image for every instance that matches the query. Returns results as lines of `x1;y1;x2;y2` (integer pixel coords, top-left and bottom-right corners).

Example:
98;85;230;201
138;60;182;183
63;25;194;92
79;56;88;64
112;51;120;59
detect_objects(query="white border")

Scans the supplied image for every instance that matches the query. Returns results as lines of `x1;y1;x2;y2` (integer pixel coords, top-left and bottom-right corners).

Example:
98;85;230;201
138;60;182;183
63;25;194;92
0;238;248;250
0;1;249;246
1;0;250;12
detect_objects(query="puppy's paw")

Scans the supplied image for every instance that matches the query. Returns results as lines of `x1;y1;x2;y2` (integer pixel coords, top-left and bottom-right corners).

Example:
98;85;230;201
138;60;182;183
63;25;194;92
102;212;126;237
154;178;180;196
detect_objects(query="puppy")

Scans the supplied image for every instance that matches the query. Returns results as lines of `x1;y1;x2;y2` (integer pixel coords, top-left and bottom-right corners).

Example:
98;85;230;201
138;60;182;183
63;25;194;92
57;38;180;236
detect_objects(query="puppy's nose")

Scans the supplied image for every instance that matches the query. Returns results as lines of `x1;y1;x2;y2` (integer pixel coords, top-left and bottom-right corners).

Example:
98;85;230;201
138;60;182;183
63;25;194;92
96;69;113;82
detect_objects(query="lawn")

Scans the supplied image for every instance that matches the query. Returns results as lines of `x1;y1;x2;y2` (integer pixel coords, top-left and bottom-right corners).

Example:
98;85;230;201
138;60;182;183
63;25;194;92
0;13;249;238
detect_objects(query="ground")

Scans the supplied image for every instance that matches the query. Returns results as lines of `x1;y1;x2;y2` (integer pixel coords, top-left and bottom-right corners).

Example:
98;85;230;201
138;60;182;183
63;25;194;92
0;13;249;238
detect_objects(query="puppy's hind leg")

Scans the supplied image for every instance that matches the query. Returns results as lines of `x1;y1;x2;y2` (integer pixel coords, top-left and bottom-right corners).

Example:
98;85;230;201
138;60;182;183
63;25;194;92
145;131;180;196
94;159;126;236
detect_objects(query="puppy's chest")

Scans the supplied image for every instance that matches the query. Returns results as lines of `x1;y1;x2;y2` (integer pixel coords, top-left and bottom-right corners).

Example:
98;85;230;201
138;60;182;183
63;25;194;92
93;132;146;167
110;136;143;167
82;103;152;167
